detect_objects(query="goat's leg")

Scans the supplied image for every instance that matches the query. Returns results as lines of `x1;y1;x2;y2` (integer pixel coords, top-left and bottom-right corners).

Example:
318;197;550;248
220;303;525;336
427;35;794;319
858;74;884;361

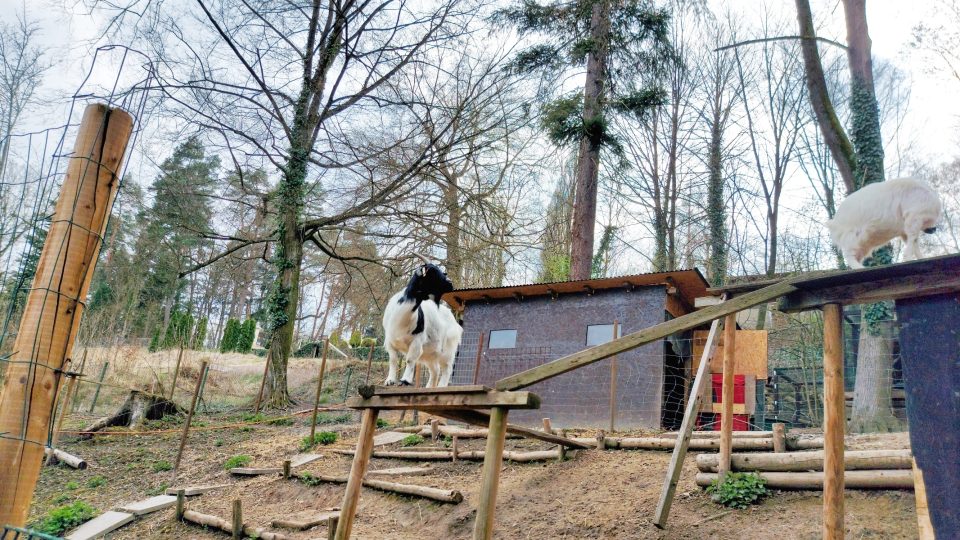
384;347;401;386
438;359;454;387
425;365;439;388
902;217;926;262
400;341;423;386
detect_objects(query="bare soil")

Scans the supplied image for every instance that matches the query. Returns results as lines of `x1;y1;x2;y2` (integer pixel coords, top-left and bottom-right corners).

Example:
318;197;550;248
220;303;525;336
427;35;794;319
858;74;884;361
31;412;918;540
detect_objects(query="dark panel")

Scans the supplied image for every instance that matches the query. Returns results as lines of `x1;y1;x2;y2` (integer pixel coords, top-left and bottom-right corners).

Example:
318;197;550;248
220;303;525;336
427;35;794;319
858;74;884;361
895;293;960;539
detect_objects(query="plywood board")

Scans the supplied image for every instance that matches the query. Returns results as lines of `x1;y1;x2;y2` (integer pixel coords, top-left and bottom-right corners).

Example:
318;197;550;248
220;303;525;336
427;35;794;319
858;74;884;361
165;484;230;496
290;453;323;467
230;467;281;476
693;330;768;379
65;511;134;540
373;431;410;446
118;495;177;515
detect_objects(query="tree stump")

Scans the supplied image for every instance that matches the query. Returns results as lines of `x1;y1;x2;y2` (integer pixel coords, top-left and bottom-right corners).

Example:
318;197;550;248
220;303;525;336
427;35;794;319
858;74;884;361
81;391;181;437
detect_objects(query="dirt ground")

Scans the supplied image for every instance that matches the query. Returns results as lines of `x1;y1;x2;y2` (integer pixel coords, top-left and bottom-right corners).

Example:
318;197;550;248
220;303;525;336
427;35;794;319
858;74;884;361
31;408;919;540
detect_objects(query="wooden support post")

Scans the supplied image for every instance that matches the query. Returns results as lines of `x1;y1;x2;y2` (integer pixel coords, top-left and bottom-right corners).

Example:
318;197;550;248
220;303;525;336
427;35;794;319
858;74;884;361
309;339;331;443
253;351;271;413
718;313;737;479
327;516;338;540
431;419;439;442
174;360;208;478
71;349;87;412
0;103;133;528
364;342;375;385
88;362;109;413
412;364;421;426
912;459;934;540
472;333;485;385
474;406;508;540
197;364;210;413
773;423;787;453
176;489;185;521
653;316;723;528
335;408;379;540
169;341;185;400
282;460;291;480
451;436;459;463
542;418;552;434
231;499;242;540
822;303;844;540
609;320;619;432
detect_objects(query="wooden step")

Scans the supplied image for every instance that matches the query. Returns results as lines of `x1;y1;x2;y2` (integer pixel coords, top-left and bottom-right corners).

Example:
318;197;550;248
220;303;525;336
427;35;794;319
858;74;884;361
165;484;230;496
65;511;134;540
118;495;177;515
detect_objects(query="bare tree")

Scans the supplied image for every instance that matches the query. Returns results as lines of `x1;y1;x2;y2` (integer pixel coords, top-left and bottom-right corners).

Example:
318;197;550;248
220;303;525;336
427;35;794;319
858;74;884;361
0;13;48;176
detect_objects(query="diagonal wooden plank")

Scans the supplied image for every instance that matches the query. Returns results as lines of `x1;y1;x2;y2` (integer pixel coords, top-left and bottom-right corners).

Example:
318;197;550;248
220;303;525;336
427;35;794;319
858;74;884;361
433;409;592;449
494;280;798;391
653;316;723;528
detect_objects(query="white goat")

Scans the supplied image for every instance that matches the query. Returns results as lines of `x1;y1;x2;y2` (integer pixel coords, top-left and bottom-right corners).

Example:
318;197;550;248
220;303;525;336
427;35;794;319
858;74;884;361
382;255;462;387
826;177;943;268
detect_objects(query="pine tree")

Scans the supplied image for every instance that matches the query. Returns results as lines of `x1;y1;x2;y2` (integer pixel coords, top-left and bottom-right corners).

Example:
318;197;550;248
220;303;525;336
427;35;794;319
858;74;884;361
498;0;675;278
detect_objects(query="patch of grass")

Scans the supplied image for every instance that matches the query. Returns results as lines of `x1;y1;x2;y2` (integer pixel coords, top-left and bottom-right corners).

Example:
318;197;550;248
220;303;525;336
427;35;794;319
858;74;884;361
300;431;338;451
146;483;170;496
238;426;255;432
400;434;425;447
65;481;79;490
706;472;770;509
86;475;107;488
152;460;173;472
52;493;72;505
298;472;324;487
31;501;97;535
376;418;389;429
315;412;352;425
442;435;453;448
214;438;223;447
240;412;265;423
266;415;295;426
223;454;252;469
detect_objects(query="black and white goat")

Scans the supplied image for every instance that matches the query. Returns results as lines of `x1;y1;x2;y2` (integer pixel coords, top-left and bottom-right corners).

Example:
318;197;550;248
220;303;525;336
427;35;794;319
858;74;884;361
382;254;462;387
826;177;943;268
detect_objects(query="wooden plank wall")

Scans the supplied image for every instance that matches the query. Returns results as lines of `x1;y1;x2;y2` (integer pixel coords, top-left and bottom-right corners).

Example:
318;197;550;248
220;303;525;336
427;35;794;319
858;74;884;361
692;330;768;379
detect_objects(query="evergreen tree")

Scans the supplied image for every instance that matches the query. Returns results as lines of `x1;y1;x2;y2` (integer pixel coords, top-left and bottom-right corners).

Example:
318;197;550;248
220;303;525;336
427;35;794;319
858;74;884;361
498;0;675;278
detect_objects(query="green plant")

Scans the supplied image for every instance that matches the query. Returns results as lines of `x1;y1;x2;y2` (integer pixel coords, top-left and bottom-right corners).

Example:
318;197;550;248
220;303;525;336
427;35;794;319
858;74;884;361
52;493;72;505
266;415;295;426
400;434;424;447
224;454;252;469
152;460;173;472
32;501;97;535
376;418;389;429
298;472;324;487
705;472;770;509
442;435;453;448
86;475;107;488
214;438;223;447
146;483;170;496
300;431;338;451
65;481;79;490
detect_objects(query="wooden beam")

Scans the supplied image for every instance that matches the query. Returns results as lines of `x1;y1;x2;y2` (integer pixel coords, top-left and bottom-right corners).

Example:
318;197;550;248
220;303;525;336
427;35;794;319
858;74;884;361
780;259;960;312
432;409;592;449
494;280;798;391
346;390;539;411
912;459;935;540
357;385;489;399
653;317;723;529
334;409;379;540
718;314;737;479
474;407;508;540
822;303;845;540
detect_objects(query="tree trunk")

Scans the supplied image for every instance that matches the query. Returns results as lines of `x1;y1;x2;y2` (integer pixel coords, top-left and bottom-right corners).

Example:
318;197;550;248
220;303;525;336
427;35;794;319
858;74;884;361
848;319;900;431
569;0;610;280
706;116;727;286
443;177;462;284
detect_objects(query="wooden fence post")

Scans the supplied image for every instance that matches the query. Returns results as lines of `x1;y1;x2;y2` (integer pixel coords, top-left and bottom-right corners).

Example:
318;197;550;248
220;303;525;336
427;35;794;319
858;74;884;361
174;360;209;478
197;364;210;412
253;351;271;413
364;342;375;385
231;499;242;540
718;313;737;479
175;489;185;521
773;422;787;453
609;320;619;432
0;103;133;527
335;408;379;540
474;406;509;540
169;341;185;400
88;361;109;413
309;338;330;442
822;303;844;540
71;349;88;412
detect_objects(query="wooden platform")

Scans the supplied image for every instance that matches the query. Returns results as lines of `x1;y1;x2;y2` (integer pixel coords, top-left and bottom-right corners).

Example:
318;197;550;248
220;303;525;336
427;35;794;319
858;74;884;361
346;388;539;410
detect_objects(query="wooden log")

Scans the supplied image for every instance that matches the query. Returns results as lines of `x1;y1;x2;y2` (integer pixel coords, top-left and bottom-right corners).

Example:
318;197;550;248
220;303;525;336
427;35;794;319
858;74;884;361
584;436;776;451
44;448;87;469
182;509;289;540
719;313;737;479
431;409;591;449
696;449;914;473
271;510;340;531
495;279;800;390
296;473;463;503
174;360;208;477
659;430;774;439
310;338;330;442
331;448;563;463
542;418;553;434
654;317;724;529
474;407;508;540
335;408;378;540
430;419;439;441
367;466;433;477
822;303;845;540
0;104;133;528
695;470;914;490
415;426;522;440
773;423;786;453
787;436;826;450
451;436;459;463
282;460;291;479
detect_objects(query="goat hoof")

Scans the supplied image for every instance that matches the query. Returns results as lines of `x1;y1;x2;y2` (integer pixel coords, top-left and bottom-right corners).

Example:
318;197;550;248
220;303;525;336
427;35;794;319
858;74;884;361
399;380;412;386
384;379;398;386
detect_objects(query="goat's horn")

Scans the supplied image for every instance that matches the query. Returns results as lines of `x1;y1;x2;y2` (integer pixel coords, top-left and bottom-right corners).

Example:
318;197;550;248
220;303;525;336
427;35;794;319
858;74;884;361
412;253;431;266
